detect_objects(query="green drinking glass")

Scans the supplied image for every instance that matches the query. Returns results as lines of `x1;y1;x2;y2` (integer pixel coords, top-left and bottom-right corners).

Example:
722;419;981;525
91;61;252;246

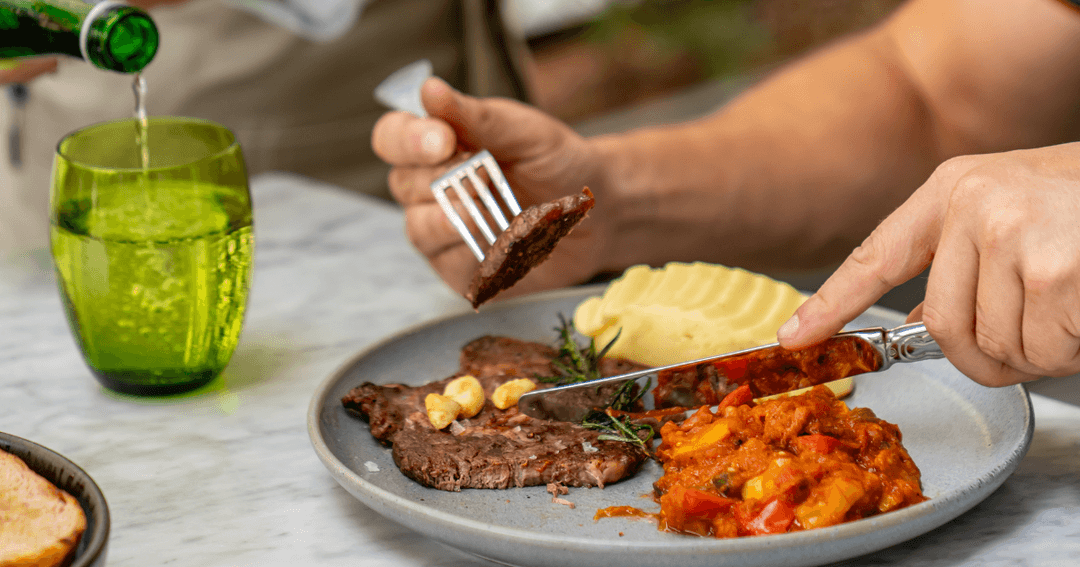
49;117;253;396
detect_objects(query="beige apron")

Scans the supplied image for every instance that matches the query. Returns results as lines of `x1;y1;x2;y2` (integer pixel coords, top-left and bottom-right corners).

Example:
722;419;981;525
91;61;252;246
0;0;528;253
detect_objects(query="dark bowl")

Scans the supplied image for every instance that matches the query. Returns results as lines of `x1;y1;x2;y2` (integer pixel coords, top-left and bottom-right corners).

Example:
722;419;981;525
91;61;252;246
0;432;109;567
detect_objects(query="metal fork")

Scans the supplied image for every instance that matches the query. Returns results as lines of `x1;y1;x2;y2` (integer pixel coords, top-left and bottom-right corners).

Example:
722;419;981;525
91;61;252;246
375;59;522;261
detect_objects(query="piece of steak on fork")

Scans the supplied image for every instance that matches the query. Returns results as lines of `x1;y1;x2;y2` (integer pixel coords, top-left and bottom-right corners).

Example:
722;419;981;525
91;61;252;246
466;188;595;309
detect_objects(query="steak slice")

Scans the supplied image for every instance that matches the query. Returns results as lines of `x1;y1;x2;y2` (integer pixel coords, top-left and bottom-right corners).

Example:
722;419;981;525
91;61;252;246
466;188;595;308
342;335;650;492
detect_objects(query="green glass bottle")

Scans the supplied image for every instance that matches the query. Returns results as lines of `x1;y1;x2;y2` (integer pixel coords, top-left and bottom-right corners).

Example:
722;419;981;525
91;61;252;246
0;0;158;73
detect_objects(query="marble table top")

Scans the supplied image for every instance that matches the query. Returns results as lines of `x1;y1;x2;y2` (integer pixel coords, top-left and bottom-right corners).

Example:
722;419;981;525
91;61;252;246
1;173;1078;566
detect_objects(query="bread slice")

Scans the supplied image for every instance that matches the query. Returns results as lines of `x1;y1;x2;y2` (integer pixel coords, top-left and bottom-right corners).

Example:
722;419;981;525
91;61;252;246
0;449;87;567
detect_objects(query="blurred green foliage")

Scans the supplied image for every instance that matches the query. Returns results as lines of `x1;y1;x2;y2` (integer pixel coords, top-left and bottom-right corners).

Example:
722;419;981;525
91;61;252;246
583;0;773;79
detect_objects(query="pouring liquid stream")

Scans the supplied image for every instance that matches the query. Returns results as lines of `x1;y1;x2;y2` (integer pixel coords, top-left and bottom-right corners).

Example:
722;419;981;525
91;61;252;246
132;73;152;254
133;73;149;171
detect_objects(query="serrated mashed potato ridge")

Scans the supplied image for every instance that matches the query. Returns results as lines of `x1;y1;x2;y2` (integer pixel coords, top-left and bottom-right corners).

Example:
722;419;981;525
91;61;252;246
574;262;807;367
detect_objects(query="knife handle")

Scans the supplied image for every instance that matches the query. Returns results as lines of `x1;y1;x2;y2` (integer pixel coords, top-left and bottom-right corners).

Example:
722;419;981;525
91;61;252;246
882;322;944;367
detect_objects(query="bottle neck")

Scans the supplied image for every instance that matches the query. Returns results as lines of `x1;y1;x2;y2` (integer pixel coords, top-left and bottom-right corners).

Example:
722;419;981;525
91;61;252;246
80;0;123;63
0;0;87;60
0;0;158;73
81;2;159;73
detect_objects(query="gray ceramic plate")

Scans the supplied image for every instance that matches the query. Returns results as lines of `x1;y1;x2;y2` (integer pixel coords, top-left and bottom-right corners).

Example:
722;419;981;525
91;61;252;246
0;432;109;567
308;286;1033;567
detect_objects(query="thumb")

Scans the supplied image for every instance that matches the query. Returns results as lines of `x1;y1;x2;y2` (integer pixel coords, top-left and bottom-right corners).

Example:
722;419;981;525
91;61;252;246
906;301;924;324
421;77;570;161
777;188;944;349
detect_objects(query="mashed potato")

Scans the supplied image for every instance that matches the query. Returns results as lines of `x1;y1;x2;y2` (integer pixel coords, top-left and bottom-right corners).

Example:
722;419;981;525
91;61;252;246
575;262;852;399
575;262;806;366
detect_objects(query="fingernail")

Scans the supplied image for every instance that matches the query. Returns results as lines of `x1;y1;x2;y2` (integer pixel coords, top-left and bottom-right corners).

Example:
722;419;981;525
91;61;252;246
777;313;799;343
421;130;443;157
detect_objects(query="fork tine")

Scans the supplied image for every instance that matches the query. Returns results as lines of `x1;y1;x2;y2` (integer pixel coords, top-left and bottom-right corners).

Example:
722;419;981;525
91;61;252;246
431;184;486;261
476;150;521;216
430;149;522;263
465;166;510;231
447;176;497;245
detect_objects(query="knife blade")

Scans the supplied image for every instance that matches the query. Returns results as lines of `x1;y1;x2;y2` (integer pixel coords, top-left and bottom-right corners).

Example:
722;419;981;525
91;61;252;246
517;322;944;422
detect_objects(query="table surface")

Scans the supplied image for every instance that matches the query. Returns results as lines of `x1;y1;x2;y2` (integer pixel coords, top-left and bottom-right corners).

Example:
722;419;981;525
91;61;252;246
2;173;1078;567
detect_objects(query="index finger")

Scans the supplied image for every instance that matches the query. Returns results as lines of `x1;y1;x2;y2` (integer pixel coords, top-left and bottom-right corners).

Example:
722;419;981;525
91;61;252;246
371;111;456;167
778;186;944;348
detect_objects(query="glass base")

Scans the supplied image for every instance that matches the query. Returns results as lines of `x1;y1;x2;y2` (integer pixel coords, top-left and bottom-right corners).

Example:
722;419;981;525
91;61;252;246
90;368;218;397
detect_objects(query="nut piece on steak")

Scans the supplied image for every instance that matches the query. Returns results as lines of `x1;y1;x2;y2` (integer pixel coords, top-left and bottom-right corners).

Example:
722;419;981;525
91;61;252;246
466;188;595;309
341;335;650;492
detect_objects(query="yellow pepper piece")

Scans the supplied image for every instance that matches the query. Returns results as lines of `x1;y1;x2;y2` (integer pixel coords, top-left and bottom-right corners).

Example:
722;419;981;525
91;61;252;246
669;421;730;457
742;475;764;501
796;475;866;529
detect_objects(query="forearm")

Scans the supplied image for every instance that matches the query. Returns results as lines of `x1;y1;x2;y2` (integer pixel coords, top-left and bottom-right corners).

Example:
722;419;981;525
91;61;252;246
592;29;936;272
589;0;1080;273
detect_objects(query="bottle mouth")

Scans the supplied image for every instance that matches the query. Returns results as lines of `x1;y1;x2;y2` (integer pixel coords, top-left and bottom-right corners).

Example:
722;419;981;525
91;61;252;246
82;4;160;73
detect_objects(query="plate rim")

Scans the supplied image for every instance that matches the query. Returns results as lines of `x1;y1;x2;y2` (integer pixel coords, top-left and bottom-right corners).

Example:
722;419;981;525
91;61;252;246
307;285;1034;564
0;431;110;567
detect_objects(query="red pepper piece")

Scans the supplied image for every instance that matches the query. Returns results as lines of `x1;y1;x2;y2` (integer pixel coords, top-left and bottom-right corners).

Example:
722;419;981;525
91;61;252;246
712;357;749;382
718;384;753;410
794;434;841;454
681;488;736;520
744;497;796;535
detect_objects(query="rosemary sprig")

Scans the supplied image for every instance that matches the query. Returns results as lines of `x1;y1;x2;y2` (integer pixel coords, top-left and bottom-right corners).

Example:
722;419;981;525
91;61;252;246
536;314;654;451
608;375;650;412
581;378;655;451
581;409;655;451
537;314;620;386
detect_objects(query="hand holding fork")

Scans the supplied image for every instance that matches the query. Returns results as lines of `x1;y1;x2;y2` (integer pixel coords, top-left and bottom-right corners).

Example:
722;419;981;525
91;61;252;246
375;61;522;261
370;61;612;300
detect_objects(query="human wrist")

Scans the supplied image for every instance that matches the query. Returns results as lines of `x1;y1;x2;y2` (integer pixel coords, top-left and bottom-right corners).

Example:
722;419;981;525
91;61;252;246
586;122;745;269
584;132;646;271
